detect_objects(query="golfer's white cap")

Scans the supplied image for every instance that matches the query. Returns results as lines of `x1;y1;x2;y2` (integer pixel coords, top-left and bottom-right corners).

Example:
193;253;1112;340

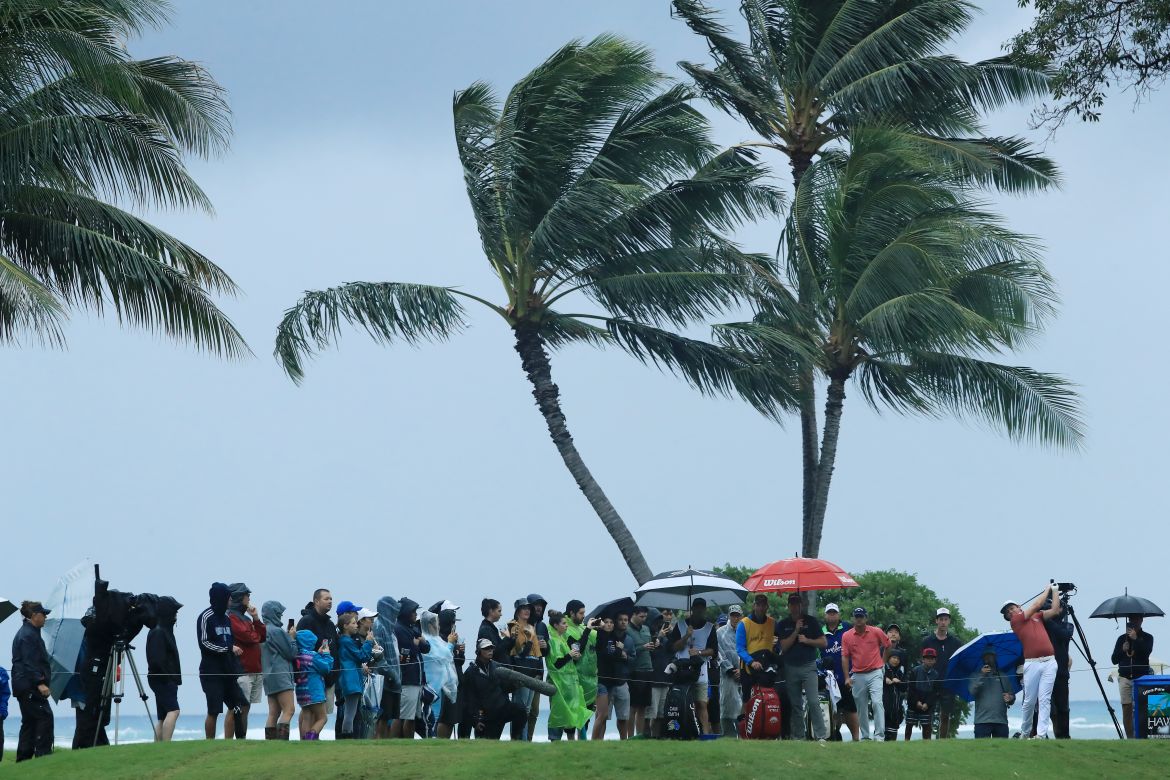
356;607;377;620
1000;600;1018;613
824;603;840;614
936;607;951;618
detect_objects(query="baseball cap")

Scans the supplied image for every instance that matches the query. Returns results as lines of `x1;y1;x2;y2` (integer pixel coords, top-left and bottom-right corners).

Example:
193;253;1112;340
728;604;743;615
29;604;51;616
885;623;901;633
935;607;951;618
356;607;377;620
787;593;802;603
717;614;728;626
824;603;840;614
476;638;495;651
1000;600;1018;614
514;597;530;609
922;647;937;658
852;607;867;618
753;594;769;603
336;601;360;615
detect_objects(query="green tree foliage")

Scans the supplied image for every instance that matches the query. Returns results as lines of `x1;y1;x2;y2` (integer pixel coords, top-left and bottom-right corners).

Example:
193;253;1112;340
275;37;790;584
0;0;246;354
1011;0;1170;125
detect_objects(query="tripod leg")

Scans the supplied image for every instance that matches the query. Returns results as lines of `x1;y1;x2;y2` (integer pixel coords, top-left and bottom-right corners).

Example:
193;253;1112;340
93;653;117;748
1068;607;1125;740
122;649;157;742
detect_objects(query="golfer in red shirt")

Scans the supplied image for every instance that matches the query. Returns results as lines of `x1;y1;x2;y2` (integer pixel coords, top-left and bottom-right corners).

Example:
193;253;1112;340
1001;583;1063;739
841;607;892;741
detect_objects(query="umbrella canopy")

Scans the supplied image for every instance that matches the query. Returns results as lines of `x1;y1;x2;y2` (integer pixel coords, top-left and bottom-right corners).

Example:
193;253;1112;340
634;568;747;611
1090;591;1164;620
943;632;1024;702
44;616;86;701
0;597;17;625
586;596;635;622
742;557;858;593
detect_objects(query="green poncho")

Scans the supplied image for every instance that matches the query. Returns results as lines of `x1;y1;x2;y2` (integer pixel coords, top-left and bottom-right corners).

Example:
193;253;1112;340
546;629;590;731
564;621;598;706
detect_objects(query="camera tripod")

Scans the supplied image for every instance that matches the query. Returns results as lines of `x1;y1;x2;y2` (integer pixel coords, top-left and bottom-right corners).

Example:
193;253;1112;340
1064;602;1124;740
93;639;155;747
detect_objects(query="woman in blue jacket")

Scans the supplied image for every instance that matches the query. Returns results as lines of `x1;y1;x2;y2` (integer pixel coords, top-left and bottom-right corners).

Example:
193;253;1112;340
336;613;374;738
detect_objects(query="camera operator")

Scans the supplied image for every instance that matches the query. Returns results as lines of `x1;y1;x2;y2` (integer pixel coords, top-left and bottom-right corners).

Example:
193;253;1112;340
1001;582;1063;739
1112;615;1154;738
1042;596;1073;739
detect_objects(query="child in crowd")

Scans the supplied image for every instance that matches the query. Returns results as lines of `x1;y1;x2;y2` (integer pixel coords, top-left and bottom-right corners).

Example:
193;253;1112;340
295;630;333;740
337;612;375;739
883;648;908;741
0;663;10;762
905;647;941;740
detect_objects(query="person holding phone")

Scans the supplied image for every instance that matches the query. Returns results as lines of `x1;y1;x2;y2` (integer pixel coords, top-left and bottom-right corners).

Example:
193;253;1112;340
969;649;1013;739
1112;616;1155;738
669;598;717;735
260;601;298;740
563;600;599;725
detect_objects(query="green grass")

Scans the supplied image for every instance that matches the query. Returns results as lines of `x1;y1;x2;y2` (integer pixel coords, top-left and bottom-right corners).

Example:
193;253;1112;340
0;739;1167;779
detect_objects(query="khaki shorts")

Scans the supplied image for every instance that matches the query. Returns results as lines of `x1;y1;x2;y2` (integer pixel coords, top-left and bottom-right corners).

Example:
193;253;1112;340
691;682;709;704
1119;676;1134;705
325;685;336;715
237;673;263;705
650;684;670;717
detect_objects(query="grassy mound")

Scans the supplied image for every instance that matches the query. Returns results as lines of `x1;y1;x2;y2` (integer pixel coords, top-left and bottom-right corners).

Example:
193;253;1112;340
0;738;1166;779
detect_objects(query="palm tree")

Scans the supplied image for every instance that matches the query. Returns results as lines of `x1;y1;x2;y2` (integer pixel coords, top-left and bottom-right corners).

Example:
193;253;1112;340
0;0;245;354
672;0;1060;555
717;129;1083;556
274;36;790;584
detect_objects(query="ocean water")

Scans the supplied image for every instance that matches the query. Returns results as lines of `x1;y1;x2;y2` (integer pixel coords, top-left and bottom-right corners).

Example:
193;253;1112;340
1;700;1127;750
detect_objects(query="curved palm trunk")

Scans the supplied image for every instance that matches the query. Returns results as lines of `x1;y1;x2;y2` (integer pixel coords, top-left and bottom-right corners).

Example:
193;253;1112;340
790;149;820;558
807;374;847;558
513;324;654;585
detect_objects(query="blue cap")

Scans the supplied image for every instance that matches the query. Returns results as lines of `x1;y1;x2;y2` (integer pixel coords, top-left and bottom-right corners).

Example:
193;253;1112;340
716;613;728;626
336;601;361;615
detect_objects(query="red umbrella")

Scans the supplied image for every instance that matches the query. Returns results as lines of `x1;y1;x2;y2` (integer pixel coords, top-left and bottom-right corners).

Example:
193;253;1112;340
742;557;858;593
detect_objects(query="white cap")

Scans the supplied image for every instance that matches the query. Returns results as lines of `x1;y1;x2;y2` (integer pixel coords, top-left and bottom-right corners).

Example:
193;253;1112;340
1000;600;1017;613
824;603;840;614
437;599;460;612
356;607;377;620
936;607;951;618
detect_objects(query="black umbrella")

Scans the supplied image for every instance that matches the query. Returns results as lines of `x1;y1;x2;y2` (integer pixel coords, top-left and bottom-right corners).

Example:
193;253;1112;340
0;597;16;625
1090;590;1164;619
586;596;635;622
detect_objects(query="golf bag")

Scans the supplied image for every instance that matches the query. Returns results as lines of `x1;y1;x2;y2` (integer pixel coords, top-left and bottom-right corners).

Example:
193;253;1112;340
663;657;705;740
739;651;782;740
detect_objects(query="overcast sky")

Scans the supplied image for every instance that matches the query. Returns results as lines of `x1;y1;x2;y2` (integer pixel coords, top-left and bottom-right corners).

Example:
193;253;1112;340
3;1;1166;710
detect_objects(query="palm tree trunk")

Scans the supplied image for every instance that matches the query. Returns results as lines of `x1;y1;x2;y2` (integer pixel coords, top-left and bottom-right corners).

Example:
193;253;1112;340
807;373;847;558
513;323;654;585
790;149;820;558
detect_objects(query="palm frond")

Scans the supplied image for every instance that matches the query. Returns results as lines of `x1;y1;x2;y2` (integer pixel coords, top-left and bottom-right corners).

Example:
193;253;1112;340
0;251;65;346
274;282;468;382
539;311;612;349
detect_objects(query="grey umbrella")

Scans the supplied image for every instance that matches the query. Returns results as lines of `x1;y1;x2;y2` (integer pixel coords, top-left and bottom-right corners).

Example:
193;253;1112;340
634;567;748;611
44;616;86;701
1089;589;1164;620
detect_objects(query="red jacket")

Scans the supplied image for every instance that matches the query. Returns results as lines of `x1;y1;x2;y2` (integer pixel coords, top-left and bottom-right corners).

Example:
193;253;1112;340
229;612;268;674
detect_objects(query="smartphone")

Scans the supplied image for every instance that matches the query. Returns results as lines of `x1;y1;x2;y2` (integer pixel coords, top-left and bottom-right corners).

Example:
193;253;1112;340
287;619;295;631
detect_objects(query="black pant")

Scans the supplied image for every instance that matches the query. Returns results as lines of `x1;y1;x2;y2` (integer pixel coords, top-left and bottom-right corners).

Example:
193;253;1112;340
1052;674;1070;739
73;662;111;749
480;703;528;740
974;723;1009;738
16;692;54;761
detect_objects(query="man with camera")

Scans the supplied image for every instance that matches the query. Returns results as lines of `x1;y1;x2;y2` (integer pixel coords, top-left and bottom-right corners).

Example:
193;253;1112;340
1112;615;1154;738
1001;582;1063;739
922;607;962;738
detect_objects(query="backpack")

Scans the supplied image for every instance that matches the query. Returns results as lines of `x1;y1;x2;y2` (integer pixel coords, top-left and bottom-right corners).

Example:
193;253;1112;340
663;682;700;740
740;684;782;739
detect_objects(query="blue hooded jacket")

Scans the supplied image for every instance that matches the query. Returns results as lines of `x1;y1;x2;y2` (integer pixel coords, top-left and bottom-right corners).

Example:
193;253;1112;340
294;630;333;705
197;582;237;674
0;665;10;719
338;635;375;697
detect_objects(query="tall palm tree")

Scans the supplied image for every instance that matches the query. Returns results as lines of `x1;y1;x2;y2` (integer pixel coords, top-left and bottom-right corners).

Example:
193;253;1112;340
0;0;245;354
672;0;1060;555
274;36;790;584
717;128;1082;556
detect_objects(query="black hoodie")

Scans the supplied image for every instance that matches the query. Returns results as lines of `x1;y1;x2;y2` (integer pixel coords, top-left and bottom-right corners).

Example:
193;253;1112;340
393;598;430;687
196;583;238;674
297;600;340;686
147;597;183;685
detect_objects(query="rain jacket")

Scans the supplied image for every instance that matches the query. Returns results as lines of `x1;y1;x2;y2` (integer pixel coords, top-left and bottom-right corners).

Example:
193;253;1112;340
564;620;598;706
372;596;402;691
11;618;51;696
969;665;1013;726
394;598;430;687
197;582;239;676
294;630;333;706
1;666;10;719
146;597;182;685
297;602;339;687
906;663;942;713
461;659;511;725
420;611;458;704
228;599;266;676
546;629;589;730
338;634;375;697
716;622;739;679
261;601;298;695
1112;629;1155;680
